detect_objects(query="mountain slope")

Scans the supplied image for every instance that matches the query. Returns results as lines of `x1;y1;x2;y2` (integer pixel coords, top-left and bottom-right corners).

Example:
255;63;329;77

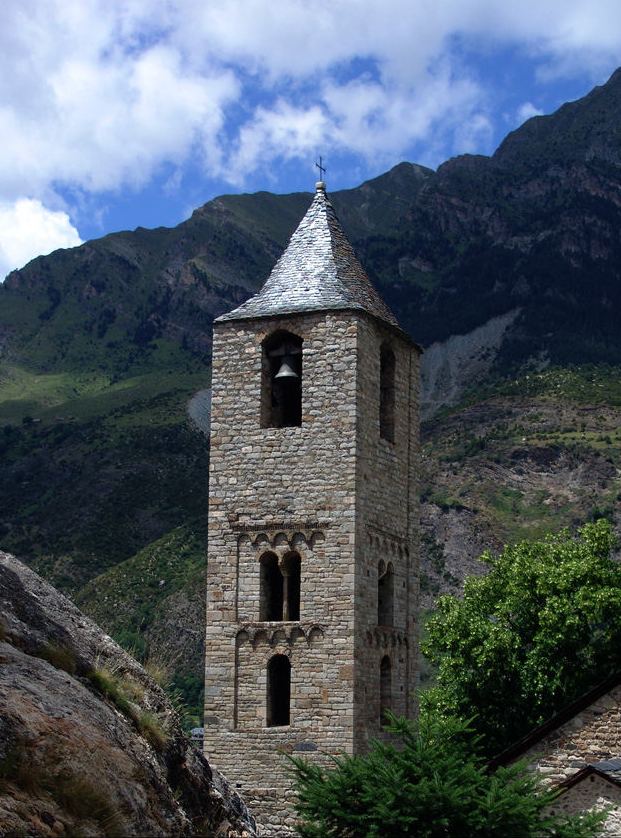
1;69;621;716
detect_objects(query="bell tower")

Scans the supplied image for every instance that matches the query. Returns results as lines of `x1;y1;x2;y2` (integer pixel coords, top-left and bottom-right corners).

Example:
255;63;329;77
204;181;421;834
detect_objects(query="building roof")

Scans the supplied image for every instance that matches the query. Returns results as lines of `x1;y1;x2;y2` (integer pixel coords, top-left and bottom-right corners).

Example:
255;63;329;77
216;182;402;331
490;671;621;768
558;759;621;791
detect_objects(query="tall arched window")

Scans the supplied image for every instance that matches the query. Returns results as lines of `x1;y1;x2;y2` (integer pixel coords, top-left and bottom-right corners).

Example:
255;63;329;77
379;344;395;442
267;654;291;727
380;656;392;726
281;552;301;621
378;561;394;627
261;331;303;428
260;552;283;620
259;551;302;621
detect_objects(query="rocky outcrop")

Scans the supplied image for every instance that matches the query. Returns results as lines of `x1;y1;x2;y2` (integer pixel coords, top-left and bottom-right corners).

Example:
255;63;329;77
0;551;256;837
420;309;520;418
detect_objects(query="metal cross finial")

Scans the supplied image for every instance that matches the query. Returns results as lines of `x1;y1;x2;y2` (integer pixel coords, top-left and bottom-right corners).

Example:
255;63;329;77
315;156;326;182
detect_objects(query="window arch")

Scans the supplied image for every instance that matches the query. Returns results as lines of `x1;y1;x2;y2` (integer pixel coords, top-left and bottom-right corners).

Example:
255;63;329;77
378;561;394;627
261;330;303;428
281;551;301;621
260;552;283;621
267;654;291;727
379;344;395;442
380;656;392;726
259;551;302;622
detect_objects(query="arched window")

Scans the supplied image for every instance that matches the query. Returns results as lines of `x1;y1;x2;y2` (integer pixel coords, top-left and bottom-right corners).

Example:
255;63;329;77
261;331;303;428
378;561;394;627
380;656;392;726
267;654;291;727
281;552;301;621
259;551;301;622
260;552;283;620
379;344;395;442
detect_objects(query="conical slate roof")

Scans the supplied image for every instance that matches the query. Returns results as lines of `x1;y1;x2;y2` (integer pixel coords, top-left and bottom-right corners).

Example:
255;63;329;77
216;183;401;328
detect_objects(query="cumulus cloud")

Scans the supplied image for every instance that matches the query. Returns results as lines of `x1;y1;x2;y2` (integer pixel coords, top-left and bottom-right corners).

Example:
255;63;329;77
0;199;82;279
3;0;620;198
517;101;544;124
1;0;621;274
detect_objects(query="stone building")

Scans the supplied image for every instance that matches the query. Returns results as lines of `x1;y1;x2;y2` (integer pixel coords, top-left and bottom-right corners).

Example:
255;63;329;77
204;181;421;833
493;671;621;835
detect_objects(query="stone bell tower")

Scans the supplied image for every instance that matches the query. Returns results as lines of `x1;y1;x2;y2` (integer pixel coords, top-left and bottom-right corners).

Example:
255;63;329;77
204;180;421;834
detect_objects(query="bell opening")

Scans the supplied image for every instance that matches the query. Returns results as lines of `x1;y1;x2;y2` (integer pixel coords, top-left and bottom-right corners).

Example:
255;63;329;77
261;331;303;428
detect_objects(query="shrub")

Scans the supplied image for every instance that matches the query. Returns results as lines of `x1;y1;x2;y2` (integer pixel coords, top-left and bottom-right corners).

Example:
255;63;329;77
291;713;604;838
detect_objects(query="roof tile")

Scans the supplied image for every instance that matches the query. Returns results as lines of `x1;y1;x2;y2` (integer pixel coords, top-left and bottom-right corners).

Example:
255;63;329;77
216;183;400;328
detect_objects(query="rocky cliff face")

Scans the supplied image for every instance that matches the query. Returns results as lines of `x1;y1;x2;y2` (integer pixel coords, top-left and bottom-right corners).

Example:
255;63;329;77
0;551;256;837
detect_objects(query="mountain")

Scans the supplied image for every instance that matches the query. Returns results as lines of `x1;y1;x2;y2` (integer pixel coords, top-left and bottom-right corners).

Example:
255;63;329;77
1;69;621;712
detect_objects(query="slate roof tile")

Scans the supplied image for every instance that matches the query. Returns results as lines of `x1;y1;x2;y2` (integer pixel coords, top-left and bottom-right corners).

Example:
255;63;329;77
216;183;401;329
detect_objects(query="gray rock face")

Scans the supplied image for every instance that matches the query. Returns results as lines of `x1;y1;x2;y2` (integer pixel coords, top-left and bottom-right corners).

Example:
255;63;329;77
188;387;212;435
421;309;520;418
0;551;256;837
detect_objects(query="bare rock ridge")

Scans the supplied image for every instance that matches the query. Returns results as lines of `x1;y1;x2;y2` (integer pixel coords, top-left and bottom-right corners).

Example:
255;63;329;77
0;551;256;837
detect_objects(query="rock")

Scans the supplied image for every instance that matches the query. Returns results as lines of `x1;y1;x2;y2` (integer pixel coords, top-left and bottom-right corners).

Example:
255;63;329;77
0;551;256;837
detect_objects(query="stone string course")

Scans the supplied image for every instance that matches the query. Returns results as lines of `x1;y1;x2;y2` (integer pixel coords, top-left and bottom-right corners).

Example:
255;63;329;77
205;309;420;834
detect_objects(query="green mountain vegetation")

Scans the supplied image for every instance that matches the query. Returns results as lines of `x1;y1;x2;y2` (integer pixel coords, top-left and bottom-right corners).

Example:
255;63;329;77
1;69;621;721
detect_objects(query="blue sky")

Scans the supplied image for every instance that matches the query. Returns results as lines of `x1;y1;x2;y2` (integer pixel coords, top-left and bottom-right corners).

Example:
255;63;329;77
1;0;621;280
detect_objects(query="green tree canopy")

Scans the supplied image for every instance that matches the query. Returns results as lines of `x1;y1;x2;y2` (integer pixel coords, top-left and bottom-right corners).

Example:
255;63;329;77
291;714;603;837
422;519;620;756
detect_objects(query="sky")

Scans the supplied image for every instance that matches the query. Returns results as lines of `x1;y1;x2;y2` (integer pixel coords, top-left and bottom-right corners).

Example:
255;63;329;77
1;0;621;281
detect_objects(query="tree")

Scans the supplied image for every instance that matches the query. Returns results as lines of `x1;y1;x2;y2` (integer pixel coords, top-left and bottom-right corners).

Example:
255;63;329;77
290;713;603;837
422;519;620;755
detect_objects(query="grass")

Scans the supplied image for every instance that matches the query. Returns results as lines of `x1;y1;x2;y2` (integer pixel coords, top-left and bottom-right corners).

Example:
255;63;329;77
53;775;125;835
37;643;77;675
0;741;125;835
87;666;169;751
0;363;208;426
88;667;135;718
453;365;621;414
137;711;168;751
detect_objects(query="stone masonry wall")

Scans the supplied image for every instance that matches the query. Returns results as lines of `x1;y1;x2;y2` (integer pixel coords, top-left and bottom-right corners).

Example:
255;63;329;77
353;317;420;752
545;774;621;836
520;684;621;784
204;309;419;834
518;683;621;836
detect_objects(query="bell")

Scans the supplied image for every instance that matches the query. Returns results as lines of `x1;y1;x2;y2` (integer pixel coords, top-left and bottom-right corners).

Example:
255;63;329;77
274;357;299;379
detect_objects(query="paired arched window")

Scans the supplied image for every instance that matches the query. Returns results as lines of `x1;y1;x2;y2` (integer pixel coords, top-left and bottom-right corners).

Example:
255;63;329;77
380;656;392;726
378;561;394;627
281;552;301;621
261;331;303;428
379;344;395;442
259;551;301;621
260;553;283;621
267;654;291;727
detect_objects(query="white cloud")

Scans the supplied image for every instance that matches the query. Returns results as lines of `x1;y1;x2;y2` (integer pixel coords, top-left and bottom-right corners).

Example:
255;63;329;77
517;101;544;124
0;199;82;279
2;0;620;198
1;0;621;272
228;101;329;187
